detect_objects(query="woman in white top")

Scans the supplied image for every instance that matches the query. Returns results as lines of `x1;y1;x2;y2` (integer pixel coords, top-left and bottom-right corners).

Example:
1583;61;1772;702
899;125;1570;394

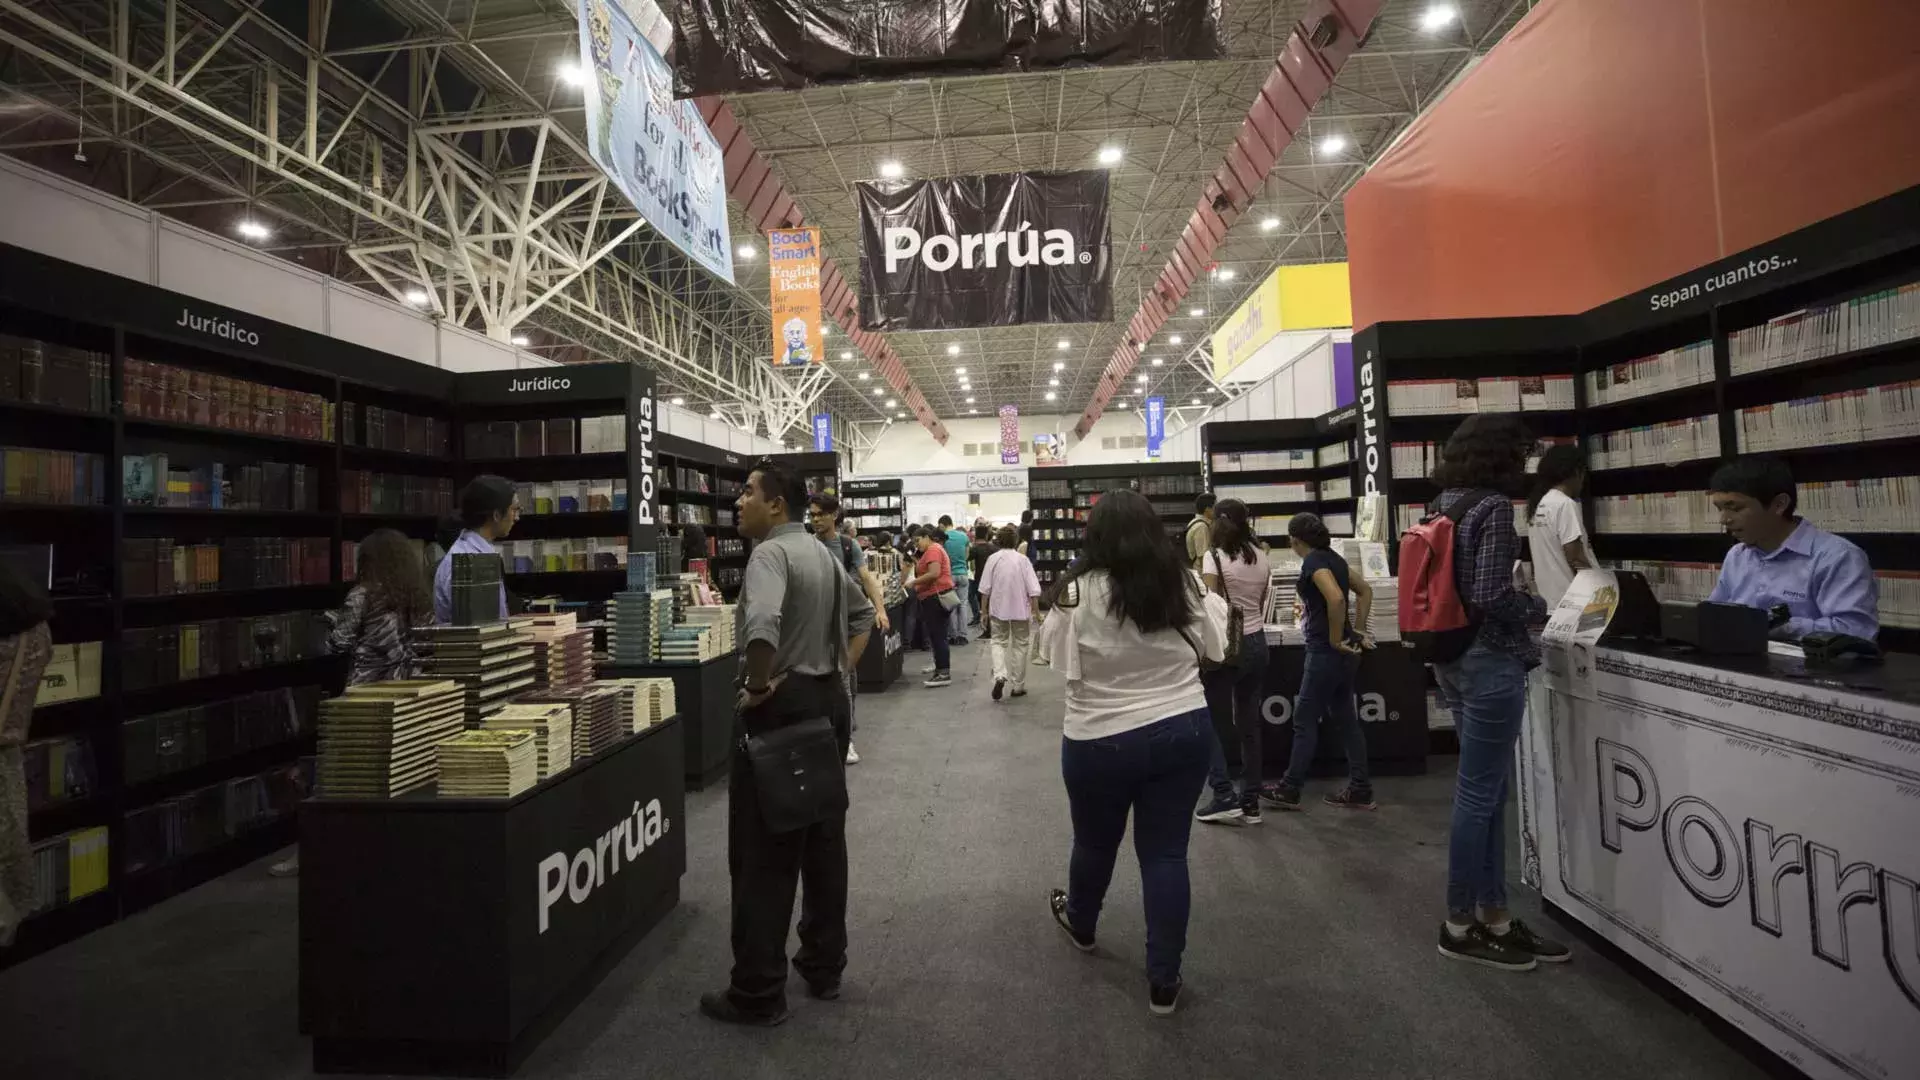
1194;498;1273;825
1526;445;1595;607
1039;489;1212;1017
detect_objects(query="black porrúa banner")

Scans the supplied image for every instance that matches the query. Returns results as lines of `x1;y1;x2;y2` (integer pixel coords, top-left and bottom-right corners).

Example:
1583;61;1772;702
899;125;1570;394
666;0;1225;96
856;169;1113;332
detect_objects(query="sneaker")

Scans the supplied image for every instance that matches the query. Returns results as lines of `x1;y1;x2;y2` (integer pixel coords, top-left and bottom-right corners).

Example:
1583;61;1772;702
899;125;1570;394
1437;922;1538;972
1239;794;1262;824
1010;688;1027;697
1492;918;1571;963
698;990;792;1026
1048;888;1095;952
922;663;940;675
1148;977;1183;1016
268;854;300;878
1194;795;1244;824
992;678;1005;701
1033;656;1049;667
1323;787;1377;811
845;742;861;766
1264;785;1304;812
950;636;969;647
924;671;952;688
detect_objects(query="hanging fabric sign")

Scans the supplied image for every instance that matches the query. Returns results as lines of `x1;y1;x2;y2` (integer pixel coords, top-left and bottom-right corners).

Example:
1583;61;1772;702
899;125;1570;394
998;405;1021;465
578;0;733;284
811;414;832;452
1145;396;1165;458
856;169;1112;332
769;227;824;365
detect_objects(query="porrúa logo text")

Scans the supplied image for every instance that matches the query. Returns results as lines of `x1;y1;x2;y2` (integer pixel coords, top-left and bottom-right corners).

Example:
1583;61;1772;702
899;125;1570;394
509;376;572;392
176;307;260;346
883;221;1091;273
537;798;669;933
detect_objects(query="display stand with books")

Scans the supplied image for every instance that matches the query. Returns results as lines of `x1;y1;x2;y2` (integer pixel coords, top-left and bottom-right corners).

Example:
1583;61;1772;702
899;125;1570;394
654;432;753;599
841;477;904;539
1201;413;1359;544
1024;461;1203;585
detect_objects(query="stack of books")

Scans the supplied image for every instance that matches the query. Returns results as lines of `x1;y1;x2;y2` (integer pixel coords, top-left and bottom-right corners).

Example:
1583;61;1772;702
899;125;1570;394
515;686;617;759
603;677;676;730
1266;551;1305;645
315;680;466;798
512;612;594;690
678;604;737;654
627;551;658;593
449;551;504;625
479;702;575;781
1339;540;1400;643
414;624;536;725
435;730;539;799
659;625;720;663
608;589;675;663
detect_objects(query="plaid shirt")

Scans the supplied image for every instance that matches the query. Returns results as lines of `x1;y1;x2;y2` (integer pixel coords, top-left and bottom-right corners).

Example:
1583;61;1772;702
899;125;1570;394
1433;488;1546;668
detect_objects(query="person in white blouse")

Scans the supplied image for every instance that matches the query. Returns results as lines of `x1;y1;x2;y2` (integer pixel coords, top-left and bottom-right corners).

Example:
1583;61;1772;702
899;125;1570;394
1039;489;1213;1017
1525;444;1594;607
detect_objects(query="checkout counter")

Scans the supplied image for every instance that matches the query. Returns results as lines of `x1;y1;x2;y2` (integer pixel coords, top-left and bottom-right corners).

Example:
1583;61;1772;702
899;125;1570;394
1518;579;1920;1080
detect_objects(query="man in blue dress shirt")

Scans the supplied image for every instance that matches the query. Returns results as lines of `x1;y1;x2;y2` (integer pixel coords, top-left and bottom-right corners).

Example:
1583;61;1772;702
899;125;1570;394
1705;457;1878;641
433;474;519;625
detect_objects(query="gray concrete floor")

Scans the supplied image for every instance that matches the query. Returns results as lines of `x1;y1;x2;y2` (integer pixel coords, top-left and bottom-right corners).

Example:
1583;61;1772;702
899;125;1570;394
0;637;1766;1079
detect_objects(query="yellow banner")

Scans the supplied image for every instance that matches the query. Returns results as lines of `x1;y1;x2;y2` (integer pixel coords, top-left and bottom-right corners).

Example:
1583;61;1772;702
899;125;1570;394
769;227;823;365
1210;261;1352;380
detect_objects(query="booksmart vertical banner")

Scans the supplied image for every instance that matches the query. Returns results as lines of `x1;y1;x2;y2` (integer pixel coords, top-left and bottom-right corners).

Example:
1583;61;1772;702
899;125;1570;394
811;413;831;452
1145;395;1165;458
578;0;733;284
998;404;1020;464
769;227;823;365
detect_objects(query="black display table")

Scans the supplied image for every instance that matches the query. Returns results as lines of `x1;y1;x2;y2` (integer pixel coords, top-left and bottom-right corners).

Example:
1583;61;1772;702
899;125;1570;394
599;655;735;788
1256;639;1430;777
858;600;908;691
299;718;687;1076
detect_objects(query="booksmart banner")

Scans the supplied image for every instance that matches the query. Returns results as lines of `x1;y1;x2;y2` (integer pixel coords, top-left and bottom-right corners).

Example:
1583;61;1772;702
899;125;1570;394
998;404;1020;465
769;228;824;365
578;0;732;284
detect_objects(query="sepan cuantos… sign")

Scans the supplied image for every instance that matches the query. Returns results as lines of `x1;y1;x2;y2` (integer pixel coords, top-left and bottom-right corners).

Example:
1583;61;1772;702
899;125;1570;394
856;169;1112;332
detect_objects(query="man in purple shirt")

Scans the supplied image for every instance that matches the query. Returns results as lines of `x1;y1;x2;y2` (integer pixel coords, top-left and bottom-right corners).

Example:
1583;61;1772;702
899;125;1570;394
433;475;519;624
1706;457;1878;641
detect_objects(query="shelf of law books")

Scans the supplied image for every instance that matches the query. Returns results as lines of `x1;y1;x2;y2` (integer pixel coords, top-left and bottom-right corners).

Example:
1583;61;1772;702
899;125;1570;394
1025;462;1203;584
1201;414;1361;545
842;478;905;538
653;432;754;599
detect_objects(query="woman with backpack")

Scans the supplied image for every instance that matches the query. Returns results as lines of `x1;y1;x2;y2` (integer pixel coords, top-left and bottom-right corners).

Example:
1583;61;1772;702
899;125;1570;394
1192;498;1274;825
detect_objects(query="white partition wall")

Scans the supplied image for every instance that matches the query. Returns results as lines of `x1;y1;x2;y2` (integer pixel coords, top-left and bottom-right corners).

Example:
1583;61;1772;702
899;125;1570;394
1161;332;1344;461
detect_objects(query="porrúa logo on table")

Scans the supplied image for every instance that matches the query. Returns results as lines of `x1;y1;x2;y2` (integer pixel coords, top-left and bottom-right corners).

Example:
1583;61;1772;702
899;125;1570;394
882;221;1090;274
176;306;260;346
508;375;571;392
537;798;670;934
1262;691;1396;726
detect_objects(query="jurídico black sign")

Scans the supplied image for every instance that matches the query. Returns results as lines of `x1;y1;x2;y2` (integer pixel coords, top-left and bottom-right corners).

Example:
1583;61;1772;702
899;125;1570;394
857;169;1112;332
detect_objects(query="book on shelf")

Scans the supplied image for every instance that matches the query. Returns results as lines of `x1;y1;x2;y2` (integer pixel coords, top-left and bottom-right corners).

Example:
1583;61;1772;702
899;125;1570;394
1735;380;1920;453
1593;491;1714;535
120;612;330;691
1728;283;1920;376
0;336;111;413
22;826;109;918
123;358;332;440
1;447;108;505
23;735;98;810
1210;449;1313;473
34;641;101;706
122;685;319;786
1216;481;1315;504
1587;417;1720;470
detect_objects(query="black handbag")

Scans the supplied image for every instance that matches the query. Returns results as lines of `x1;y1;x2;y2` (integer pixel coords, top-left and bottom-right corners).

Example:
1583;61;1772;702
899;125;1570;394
741;543;850;833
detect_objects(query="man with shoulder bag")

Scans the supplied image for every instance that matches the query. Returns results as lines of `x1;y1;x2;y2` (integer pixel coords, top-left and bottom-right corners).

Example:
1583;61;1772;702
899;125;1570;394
701;459;875;1028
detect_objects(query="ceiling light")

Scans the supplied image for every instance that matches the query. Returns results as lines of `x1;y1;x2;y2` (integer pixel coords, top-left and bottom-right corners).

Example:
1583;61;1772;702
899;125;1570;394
1136;375;1148;384
558;62;586;87
1190;398;1201;405
736;243;756;259
1170;335;1183;345
947;344;961;356
1053;361;1066;372
1260;217;1281;232
1133;388;1143;395
1215;268;1236;281
1056;339;1070;350
1319;134;1348;156
968;408;978;415
878;160;904;179
510;334;531;347
671;397;685;405
885;398;897;407
858;372;870;381
1189;307;1204;318
894;411;904;418
236;220;271;241
1097;145;1122;165
1045;391;1057;401
954;366;966;374
872;388;882;395
1420;3;1458;31
1048;378;1059;387
404;288;430;306
1151;357;1163;366
708;411;721;419
965;396;975;403
839;350;853;360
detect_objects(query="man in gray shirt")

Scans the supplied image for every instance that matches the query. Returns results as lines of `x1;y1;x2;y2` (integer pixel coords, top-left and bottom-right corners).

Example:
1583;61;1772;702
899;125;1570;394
702;458;872;1029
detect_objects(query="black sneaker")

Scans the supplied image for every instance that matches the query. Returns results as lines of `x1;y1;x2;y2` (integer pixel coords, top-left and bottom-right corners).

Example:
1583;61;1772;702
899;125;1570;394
1148;977;1182;1016
1493;918;1571;963
1194;795;1244;824
992;678;1005;701
1010;688;1027;697
699;990;791;1026
1437;923;1538;972
1323;787;1377;811
1049;888;1095;952
1239;794;1263;824
1264;785;1303;812
924;671;952;688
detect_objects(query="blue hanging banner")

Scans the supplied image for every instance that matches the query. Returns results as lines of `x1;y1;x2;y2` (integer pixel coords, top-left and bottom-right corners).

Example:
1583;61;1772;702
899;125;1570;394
1145;396;1165;458
812;414;832;452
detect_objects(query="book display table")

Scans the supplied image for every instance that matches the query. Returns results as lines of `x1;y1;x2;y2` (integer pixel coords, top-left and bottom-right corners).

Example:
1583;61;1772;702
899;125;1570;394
857;600;908;691
598;655;735;788
299;718;686;1076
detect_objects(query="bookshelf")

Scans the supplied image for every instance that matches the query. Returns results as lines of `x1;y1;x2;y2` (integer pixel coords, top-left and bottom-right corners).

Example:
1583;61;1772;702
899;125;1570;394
652;431;750;598
841;477;904;539
1024;461;1204;585
1200;414;1359;544
1351;182;1920;653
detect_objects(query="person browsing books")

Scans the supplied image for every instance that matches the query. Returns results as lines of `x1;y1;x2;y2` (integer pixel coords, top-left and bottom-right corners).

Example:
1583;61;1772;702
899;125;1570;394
907;527;956;687
1706;456;1878;641
433;475;519;625
1525;445;1595;607
1268;512;1375;813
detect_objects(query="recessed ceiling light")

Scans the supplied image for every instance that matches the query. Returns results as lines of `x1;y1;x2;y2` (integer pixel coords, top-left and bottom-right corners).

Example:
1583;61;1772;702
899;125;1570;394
947;344;961;356
1189;307;1204;318
1319;134;1348;156
858;372;870;381
404;288;430;306
954;366;966;374
1420;3;1458;31
1215;268;1236;281
839;350;853;360
1045;391;1057;401
671;397;684;405
1048;378;1059;387
1170;335;1183;345
236;220;271;241
1097;146;1122;165
1136;375;1148;384
558;62;586;87
1151;357;1163;366
1190;398;1201;405
878;161;904;179
1056;339;1070;350
1261;217;1281;231
885;398;897;407
1053;361;1066;372
511;334;531;347
736;244;757;259
965;396;975;403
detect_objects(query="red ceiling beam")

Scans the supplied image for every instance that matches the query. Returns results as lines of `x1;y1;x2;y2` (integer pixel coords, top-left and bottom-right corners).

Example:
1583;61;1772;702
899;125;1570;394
1074;0;1383;437
699;99;949;443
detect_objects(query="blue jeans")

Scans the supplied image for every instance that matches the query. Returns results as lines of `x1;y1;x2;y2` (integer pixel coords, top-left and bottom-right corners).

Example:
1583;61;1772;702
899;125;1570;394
1202;631;1270;799
949;577;969;639
918;593;951;673
1060;707;1211;986
1436;642;1528;914
1282;648;1371;794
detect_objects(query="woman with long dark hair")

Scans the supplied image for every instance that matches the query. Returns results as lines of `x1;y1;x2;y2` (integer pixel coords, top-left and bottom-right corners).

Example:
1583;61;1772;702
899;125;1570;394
1193;498;1274;825
1524;443;1594;607
1040;489;1212;1016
